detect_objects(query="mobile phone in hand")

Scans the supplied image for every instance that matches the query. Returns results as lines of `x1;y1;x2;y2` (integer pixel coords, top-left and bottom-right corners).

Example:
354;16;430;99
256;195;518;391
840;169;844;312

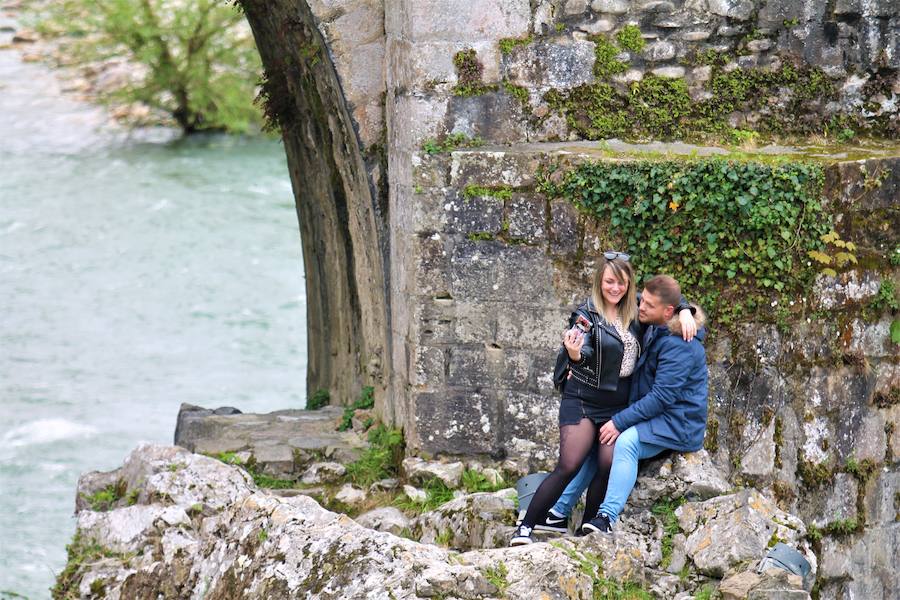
574;315;591;334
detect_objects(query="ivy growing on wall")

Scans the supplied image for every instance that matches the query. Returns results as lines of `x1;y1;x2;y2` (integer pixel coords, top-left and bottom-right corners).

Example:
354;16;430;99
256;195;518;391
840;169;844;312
541;158;833;324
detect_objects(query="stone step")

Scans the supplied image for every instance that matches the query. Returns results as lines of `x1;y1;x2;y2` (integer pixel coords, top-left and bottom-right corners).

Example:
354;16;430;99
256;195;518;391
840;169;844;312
173;403;367;477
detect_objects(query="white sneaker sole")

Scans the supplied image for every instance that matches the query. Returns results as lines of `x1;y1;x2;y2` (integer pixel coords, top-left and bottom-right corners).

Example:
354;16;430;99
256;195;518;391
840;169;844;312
509;537;533;546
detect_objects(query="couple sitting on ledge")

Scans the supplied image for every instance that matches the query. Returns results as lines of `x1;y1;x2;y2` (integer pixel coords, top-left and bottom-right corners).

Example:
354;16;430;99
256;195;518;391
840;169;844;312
511;253;708;545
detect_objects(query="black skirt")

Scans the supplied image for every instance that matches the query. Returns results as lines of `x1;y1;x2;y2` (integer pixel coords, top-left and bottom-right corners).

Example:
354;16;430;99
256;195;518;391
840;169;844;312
558;375;631;426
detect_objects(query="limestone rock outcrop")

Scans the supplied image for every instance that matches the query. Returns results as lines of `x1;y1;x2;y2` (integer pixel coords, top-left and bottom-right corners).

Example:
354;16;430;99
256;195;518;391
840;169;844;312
58;444;821;599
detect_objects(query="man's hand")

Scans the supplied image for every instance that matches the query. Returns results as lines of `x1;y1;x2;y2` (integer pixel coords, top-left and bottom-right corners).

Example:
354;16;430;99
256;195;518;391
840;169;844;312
598;420;620;445
678;308;696;342
563;328;585;361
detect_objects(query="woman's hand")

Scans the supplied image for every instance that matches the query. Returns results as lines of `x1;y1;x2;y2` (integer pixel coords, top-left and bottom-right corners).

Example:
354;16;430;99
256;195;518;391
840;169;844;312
678;308;697;342
563;328;585;361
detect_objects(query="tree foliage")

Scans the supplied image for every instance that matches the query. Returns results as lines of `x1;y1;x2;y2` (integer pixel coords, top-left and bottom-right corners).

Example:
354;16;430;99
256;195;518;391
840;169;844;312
40;0;262;133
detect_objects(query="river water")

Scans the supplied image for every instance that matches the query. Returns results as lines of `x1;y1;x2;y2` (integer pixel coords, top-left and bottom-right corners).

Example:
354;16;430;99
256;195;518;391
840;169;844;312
0;29;306;599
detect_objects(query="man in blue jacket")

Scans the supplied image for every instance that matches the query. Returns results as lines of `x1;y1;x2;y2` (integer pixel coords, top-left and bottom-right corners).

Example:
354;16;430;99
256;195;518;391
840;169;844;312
548;274;709;534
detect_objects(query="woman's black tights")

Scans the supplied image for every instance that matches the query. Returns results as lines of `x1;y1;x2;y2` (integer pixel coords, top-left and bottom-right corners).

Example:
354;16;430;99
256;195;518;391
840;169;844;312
521;418;616;528
583;442;615;523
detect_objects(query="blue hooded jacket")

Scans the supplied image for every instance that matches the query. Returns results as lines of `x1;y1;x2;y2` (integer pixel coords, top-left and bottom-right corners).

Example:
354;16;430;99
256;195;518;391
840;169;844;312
611;325;708;452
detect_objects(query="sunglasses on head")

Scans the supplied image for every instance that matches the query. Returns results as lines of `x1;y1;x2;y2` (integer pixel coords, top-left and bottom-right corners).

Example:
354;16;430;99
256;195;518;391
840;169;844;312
603;251;630;262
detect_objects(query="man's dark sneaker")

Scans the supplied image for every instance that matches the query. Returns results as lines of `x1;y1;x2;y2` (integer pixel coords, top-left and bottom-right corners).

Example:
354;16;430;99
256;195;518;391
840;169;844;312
509;524;534;546
581;513;612;535
516;511;569;533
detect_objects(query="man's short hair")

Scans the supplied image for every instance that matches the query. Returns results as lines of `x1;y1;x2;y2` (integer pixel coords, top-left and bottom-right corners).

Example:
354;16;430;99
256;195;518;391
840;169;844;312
644;275;681;307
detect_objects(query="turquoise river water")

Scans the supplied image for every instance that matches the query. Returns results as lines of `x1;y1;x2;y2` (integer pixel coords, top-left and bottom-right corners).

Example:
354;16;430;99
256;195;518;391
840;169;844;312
0;33;306;599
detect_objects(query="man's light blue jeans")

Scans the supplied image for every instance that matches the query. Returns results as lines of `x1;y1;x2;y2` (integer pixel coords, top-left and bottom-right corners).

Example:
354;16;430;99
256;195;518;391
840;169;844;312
551;426;667;522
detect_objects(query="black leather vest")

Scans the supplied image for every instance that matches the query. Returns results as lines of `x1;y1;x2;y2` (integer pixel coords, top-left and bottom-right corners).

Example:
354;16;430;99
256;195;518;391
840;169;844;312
567;300;642;392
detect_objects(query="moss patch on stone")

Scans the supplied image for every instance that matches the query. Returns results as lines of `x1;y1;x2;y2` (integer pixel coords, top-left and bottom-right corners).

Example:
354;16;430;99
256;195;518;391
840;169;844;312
421;133;485;155
498;34;533;55
542;47;864;143
503;80;530;108
452;49;497;97
616;25;645;54
796;454;832;488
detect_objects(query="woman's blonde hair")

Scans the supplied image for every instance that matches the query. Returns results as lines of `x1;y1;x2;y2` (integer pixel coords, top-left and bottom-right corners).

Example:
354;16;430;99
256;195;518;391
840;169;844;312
591;256;637;326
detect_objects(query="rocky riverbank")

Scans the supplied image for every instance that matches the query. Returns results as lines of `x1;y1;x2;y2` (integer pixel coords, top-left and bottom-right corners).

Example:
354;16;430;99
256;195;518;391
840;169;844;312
55;406;821;599
0;0;171;127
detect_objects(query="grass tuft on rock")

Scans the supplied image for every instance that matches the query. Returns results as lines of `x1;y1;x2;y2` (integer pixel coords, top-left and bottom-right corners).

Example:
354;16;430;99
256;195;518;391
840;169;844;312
82;478;129;512
52;532;131;600
345;424;405;487
651;497;686;568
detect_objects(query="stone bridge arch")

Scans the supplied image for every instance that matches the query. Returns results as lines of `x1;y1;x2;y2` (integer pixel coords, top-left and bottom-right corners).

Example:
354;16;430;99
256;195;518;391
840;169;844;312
239;0;392;417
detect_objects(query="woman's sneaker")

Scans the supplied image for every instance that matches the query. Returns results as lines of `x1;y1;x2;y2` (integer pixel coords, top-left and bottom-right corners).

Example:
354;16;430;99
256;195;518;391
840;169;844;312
509;524;534;546
581;513;612;535
516;511;569;534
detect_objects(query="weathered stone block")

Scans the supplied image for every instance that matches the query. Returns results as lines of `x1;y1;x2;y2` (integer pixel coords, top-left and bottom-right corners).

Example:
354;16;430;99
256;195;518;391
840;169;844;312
412;345;446;387
402;456;466;487
501;390;560;466
677;489;806;577
442;189;505;234
412;390;500;454
412;152;451;188
578;18;615;34
591;0;629;14
496;307;567;350
865;470;900;525
390;94;450;153
813;270;881;310
810;473;858;527
354;506;411;535
449;240;557;303
415;297;456;345
834;0;861;15
507;193;547;242
640;1;676;14
452;301;497;345
391;39;502;91
565;0;589;15
414;233;454;295
652;66;687;78
502;38;596;88
549;199;580;256
642;40;677;62
447;346;534;390
411;489;517;549
848;317;893;359
708;0;755;20
445;92;529;145
396;0;531;43
740;420;776;479
450;149;543;187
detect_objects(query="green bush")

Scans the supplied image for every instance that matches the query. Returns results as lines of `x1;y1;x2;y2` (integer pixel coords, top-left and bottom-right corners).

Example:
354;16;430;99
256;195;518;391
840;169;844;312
37;0;262;133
